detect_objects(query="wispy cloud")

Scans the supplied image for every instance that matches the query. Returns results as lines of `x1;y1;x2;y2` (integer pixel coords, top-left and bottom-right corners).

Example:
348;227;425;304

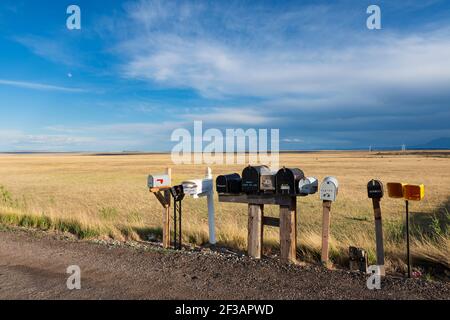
14;35;80;67
0;79;87;93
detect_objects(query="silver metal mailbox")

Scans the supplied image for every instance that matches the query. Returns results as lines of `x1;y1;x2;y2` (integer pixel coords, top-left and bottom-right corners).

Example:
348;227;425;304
320;176;339;201
298;177;318;196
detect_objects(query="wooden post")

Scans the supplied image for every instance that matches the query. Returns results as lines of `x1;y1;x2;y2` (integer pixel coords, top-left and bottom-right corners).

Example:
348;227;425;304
162;168;172;249
321;200;332;267
248;204;264;259
372;198;385;276
279;197;297;264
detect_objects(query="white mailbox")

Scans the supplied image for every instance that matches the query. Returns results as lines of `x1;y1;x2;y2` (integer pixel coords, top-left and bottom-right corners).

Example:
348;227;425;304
182;179;213;199
147;174;171;189
320;177;339;202
182;167;216;245
298;177;318;196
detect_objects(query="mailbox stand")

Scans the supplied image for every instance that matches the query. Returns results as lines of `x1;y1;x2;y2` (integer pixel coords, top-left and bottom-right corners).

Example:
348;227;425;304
219;194;297;264
405;200;411;278
368;179;386;276
182;167;216;245
319;177;339;268
372;197;385;276
149;168;172;249
170;185;185;250
321;200;332;267
387;183;424;278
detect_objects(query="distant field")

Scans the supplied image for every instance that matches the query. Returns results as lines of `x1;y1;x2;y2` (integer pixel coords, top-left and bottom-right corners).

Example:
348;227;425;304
0;151;449;276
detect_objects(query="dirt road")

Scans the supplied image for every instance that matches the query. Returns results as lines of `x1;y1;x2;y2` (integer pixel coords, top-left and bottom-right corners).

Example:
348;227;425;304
0;228;448;300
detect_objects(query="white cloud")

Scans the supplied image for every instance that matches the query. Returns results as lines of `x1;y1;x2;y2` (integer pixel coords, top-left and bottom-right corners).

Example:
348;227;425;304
0;79;87;93
116;1;450;107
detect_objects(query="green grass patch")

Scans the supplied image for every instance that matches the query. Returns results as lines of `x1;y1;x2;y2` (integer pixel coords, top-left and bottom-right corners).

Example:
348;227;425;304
0;210;100;239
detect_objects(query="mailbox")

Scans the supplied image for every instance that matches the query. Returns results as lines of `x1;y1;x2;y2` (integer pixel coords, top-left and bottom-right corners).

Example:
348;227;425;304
241;165;271;194
170;184;185;201
275;167;305;196
260;172;277;193
404;184;425;201
182;178;213;198
147;174;171;189
216;173;242;194
367;180;384;199
387;182;405;198
320;177;339;201
298;177;318;196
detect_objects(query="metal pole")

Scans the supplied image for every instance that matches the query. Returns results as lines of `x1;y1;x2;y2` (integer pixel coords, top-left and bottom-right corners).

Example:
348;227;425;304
173;201;177;249
405;200;411;278
178;200;182;250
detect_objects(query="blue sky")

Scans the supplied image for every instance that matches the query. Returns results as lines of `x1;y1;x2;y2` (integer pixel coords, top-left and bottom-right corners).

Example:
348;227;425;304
0;0;450;151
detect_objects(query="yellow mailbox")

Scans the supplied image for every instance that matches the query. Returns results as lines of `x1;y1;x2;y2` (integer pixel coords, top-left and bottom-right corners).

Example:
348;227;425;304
404;184;425;201
387;182;405;198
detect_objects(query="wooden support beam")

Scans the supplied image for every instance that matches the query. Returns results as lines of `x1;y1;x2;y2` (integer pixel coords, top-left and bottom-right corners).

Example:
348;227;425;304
279;197;297;264
162;168;172;249
248;204;264;259
219;194;292;206
152;191;168;208
262;216;280;227
372;198;386;276
321;200;332;267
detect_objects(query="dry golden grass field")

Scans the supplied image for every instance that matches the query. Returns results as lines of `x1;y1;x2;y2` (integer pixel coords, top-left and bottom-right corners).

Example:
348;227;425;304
0;151;449;276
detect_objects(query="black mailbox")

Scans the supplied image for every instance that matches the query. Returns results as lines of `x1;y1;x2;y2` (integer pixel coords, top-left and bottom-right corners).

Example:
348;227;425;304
276;167;305;195
367;179;384;199
241;165;271;194
170;184;185;201
216;173;242;194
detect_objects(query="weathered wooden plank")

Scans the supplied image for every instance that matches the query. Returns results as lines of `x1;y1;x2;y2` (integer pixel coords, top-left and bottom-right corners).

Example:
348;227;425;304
248;204;264;259
372;198;386;276
150;186;171;193
218;194;292;206
321;200;332;267
262;216;280;227
162;168;172;249
152;191;168;208
279;197;297;264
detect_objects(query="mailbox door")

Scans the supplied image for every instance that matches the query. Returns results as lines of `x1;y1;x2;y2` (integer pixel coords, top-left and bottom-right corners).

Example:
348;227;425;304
276;168;304;195
228;175;242;194
242;165;270;193
367;180;384;199
320;177;338;201
216;173;241;194
216;175;228;194
260;174;276;192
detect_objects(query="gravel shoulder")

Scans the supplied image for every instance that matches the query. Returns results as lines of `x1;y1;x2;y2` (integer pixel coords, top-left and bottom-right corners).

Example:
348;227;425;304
0;227;448;300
